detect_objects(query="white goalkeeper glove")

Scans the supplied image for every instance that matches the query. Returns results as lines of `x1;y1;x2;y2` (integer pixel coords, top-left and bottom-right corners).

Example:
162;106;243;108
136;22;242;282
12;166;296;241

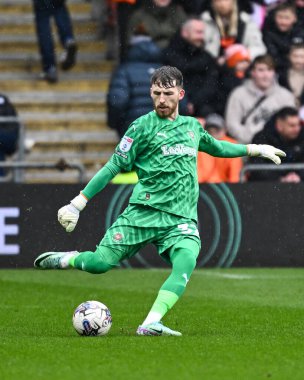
247;144;286;165
58;193;88;232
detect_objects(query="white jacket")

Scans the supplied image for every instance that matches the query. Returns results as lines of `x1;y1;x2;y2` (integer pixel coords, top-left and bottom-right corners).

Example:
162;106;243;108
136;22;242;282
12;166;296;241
225;79;296;144
201;11;266;59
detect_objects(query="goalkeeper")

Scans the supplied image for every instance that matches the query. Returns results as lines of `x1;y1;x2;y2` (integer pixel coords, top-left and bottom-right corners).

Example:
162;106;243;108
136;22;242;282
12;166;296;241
34;66;285;336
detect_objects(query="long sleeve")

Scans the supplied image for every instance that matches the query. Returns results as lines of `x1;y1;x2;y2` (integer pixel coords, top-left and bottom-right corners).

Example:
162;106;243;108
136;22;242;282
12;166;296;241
199;128;247;157
81;161;121;200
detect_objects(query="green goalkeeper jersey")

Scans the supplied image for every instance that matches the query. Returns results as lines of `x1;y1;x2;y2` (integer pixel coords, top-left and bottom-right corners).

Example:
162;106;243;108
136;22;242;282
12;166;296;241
107;111;247;222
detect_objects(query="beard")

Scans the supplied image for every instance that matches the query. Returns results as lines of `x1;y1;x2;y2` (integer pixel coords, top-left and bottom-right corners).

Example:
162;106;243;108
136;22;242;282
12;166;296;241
154;104;175;118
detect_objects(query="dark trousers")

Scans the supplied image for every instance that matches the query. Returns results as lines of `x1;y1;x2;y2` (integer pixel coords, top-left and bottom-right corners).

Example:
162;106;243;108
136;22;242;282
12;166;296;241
33;0;74;71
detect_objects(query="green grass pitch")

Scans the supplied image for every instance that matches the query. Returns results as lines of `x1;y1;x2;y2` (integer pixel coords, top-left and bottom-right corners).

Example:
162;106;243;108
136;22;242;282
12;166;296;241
0;268;303;380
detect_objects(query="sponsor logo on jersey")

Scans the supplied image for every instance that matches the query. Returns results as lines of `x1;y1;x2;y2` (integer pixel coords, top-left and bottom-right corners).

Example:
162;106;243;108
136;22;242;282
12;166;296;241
119;136;133;152
115;151;128;159
161;144;196;157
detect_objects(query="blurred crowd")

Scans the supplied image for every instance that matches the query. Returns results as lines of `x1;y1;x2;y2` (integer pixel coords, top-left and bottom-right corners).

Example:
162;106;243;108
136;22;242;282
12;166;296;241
106;0;304;183
2;0;304;183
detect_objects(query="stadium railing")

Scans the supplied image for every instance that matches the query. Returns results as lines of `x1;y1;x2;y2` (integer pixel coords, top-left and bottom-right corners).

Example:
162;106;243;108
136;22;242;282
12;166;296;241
0;161;86;183
0;116;86;183
240;163;304;182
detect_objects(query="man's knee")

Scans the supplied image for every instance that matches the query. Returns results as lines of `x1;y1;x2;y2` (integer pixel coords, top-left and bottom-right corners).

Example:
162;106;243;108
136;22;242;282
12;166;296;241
82;245;120;274
169;238;200;271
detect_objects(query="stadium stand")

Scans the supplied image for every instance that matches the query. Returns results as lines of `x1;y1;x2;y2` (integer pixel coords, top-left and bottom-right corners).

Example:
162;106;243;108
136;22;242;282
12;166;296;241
0;0;118;183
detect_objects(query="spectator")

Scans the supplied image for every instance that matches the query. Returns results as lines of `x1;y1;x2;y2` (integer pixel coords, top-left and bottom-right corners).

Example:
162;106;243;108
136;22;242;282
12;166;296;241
197;114;243;183
32;0;77;83
216;43;251;115
163;18;219;117
107;35;162;138
249;106;304;182
294;0;304;27
278;43;304;108
127;0;187;50
201;0;266;64
175;0;209;14
109;0;139;62
225;54;295;144
0;94;20;177
175;0;260;15
262;2;304;72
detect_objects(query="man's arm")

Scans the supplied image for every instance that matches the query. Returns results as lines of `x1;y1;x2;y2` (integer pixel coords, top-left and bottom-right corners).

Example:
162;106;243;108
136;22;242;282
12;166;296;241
58;162;121;232
58;119;145;232
199;128;286;164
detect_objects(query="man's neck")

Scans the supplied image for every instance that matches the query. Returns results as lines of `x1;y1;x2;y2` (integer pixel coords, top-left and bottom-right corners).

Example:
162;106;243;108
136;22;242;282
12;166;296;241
168;112;179;121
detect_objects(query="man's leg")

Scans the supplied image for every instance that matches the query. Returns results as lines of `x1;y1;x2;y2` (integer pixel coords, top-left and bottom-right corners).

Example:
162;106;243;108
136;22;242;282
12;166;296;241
53;2;77;70
33;5;57;80
34;245;121;274
137;238;199;336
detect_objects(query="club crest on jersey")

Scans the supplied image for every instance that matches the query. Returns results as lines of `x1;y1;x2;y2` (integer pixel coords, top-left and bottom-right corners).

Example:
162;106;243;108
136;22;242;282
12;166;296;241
119;136;133;152
112;232;124;242
188;131;195;140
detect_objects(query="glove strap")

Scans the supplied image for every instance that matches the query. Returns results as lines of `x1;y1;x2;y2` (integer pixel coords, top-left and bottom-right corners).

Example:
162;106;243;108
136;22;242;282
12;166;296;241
247;144;260;157
70;193;87;211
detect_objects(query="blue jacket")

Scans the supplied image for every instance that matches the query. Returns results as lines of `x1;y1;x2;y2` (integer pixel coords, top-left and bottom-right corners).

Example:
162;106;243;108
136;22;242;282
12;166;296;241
0;94;20;176
107;40;163;138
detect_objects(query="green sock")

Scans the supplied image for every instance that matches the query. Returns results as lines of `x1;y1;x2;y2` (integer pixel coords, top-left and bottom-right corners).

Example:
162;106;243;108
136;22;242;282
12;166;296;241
142;290;179;325
151;290;179;315
142;238;199;325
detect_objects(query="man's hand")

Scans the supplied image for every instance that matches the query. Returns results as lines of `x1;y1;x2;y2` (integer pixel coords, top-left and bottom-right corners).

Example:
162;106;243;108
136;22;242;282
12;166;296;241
58;193;87;232
280;172;301;183
247;144;286;165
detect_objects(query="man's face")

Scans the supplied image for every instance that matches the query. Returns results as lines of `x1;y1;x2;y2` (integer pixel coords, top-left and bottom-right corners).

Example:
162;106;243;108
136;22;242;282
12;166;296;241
181;20;205;48
275;9;297;32
153;0;171;7
251;63;275;90
289;48;304;71
212;0;234;16
277;115;301;140
150;81;185;119
295;0;304;8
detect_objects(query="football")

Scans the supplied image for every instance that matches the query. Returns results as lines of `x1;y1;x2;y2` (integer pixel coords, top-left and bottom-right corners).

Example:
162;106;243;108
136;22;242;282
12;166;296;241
72;300;112;336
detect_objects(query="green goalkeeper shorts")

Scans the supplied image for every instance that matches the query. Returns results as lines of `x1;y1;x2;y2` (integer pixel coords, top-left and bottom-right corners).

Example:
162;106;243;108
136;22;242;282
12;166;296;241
99;204;201;262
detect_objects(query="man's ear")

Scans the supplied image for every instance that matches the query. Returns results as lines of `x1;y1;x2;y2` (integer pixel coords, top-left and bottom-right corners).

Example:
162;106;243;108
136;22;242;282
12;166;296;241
179;88;185;100
150;87;153;97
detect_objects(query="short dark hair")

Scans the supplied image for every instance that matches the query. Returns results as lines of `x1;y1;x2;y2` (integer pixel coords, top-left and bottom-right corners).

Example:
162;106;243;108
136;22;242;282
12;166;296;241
150;66;183;88
274;2;296;14
276;107;299;121
290;43;304;53
250;54;276;71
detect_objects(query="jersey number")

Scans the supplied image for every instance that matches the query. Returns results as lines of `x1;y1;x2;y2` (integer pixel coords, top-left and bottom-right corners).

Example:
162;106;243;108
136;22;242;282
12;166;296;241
178;223;199;237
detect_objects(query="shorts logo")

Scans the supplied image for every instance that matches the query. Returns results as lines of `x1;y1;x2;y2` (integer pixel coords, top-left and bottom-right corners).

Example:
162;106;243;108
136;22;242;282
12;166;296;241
112;232;124;242
119;136;133;152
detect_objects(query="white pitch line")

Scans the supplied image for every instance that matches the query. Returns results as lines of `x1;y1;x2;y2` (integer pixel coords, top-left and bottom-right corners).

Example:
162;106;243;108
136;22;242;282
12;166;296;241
197;272;254;280
194;271;304;280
